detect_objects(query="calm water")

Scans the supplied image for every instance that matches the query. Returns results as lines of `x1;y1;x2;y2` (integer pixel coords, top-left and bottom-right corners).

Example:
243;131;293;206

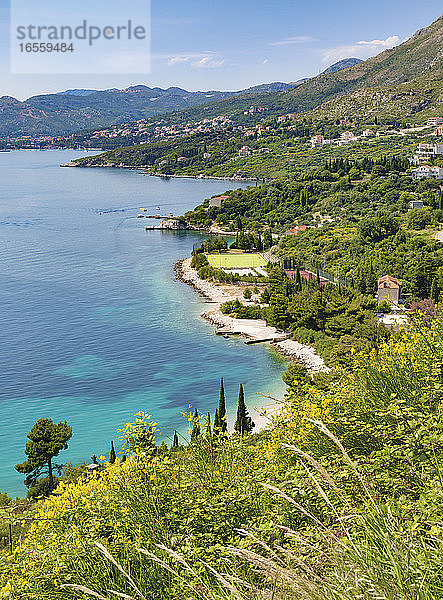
0;150;286;496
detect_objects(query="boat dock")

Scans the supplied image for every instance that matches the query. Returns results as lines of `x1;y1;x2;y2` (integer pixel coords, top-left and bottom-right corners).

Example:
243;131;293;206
244;333;292;345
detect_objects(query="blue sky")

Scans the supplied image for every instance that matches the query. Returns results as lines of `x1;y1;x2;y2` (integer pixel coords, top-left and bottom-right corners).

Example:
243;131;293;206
0;0;442;99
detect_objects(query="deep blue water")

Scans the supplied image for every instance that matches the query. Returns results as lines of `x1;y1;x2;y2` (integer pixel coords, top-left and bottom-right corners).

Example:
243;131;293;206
0;150;286;496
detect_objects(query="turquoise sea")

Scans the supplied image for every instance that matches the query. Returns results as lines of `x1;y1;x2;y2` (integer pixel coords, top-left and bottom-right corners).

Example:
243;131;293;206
0;150;286;497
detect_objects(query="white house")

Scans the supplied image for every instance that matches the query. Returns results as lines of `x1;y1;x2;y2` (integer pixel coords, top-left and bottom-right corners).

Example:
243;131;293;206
412;165;443;180
239;145;252;157
362;129;375;137
412;142;443;164
337;131;357;145
427;117;443;127
341;131;356;142
310;135;324;148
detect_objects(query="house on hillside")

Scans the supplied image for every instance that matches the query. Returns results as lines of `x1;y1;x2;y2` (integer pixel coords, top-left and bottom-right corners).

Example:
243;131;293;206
412;165;443;180
338;131;356;145
238;146;252;157
209;195;229;208
284;225;307;236
412;142;443;164
377;275;401;304
310;135;324;148
427;117;443;127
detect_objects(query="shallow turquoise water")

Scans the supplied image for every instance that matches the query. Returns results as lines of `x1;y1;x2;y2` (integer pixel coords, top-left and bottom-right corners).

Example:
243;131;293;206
0;150;286;497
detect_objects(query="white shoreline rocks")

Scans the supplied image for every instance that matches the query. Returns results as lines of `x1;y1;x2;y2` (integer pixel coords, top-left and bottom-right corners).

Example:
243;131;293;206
175;258;329;373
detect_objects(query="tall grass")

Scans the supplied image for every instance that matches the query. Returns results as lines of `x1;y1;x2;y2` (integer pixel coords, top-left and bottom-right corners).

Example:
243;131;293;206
65;422;443;600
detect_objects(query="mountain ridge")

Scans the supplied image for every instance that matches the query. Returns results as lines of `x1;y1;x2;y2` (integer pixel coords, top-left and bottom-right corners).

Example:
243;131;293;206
0;53;382;138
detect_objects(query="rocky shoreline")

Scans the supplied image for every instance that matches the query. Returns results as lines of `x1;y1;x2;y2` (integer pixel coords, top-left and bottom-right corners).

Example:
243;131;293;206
174;258;329;373
61;162;260;183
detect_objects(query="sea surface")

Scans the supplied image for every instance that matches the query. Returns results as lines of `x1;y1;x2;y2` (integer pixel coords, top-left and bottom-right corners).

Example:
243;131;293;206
0;150;286;497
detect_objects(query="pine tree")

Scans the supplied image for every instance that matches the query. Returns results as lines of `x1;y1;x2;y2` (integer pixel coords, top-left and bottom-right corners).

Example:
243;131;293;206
234;384;254;435
191;408;200;442
172;431;179;448
218;377;227;433
15;418;72;494
109;440;116;464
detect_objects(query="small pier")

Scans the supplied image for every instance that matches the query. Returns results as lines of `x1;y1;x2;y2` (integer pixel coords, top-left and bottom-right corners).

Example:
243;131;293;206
244;334;292;345
216;329;241;336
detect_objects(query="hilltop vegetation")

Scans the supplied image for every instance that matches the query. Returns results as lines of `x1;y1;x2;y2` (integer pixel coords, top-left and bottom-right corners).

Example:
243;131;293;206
71;120;420;179
186;156;443;365
183;156;425;229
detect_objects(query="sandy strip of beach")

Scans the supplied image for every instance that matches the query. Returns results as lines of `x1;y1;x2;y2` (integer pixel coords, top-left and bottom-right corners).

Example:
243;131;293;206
175;258;329;430
175;257;329;372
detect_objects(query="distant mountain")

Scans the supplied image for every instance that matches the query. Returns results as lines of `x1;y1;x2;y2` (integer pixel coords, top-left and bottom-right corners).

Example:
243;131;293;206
4;14;443;139
242;82;293;94
57;89;99;96
155;15;443;126
73;14;443;172
321;58;363;74
0;82;293;137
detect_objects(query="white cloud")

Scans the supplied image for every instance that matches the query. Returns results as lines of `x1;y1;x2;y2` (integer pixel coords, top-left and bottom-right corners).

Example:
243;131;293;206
269;35;315;46
321;35;401;63
262;58;269;65
167;52;227;69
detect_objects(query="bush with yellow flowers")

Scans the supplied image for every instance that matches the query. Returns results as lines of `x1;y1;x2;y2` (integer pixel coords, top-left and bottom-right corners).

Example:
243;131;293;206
2;317;443;599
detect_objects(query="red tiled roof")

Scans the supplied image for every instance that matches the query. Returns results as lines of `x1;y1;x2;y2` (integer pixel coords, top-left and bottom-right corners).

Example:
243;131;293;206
378;275;401;289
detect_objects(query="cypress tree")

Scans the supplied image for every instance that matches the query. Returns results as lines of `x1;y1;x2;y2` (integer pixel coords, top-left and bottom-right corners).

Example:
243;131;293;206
218;377;227;432
234;384;254;435
191;408;200;442
109;440;116;464
205;412;212;440
213;408;220;435
172;431;179;448
295;266;302;290
431;278;439;304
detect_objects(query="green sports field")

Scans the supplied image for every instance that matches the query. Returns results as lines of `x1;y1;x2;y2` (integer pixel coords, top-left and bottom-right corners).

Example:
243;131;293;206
206;253;266;269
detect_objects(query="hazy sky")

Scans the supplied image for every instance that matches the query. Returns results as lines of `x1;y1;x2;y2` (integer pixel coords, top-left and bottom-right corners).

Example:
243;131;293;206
1;0;442;99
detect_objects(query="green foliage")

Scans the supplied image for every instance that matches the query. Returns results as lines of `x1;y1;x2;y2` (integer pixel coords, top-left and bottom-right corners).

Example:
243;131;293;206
234;384;254;435
190;408;201;442
15;418;72;494
109;440;116;464
407;206;436;230
218;378;227;434
358;213;400;242
26;476;61;500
